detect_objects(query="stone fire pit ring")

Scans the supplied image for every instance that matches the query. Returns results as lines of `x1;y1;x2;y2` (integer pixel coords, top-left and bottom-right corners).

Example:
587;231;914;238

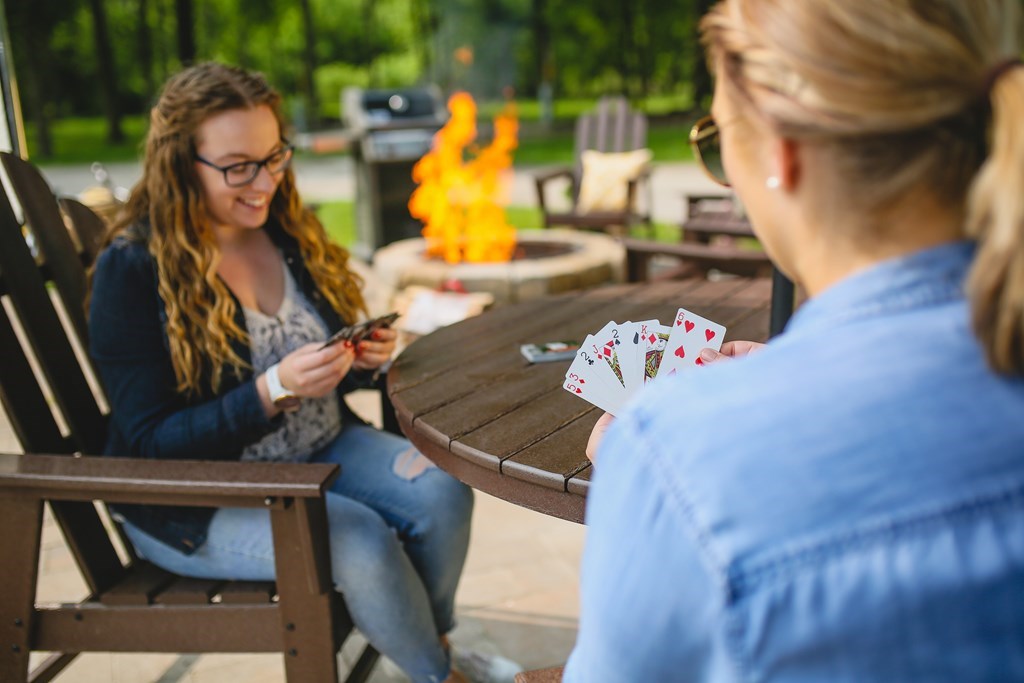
372;229;626;305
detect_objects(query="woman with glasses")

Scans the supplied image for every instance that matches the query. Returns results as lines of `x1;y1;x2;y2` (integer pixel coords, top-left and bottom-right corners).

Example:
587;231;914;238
88;62;519;683
568;1;1024;681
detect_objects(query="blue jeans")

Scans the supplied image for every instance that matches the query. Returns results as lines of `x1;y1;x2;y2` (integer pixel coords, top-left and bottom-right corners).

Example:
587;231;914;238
121;424;475;683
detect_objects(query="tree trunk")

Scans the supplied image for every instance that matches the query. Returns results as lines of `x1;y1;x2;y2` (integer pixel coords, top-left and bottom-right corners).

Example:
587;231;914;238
22;53;52;157
5;0;52;156
175;0;196;65
137;0;153;97
692;0;715;110
86;0;123;143
297;0;318;130
409;0;436;83
529;0;551;95
635;0;651;101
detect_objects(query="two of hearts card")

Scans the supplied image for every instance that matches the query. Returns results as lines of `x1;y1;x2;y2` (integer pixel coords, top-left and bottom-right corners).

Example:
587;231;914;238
561;307;726;415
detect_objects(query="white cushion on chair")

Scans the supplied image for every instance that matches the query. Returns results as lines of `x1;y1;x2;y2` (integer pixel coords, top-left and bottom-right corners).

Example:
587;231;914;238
576;148;652;213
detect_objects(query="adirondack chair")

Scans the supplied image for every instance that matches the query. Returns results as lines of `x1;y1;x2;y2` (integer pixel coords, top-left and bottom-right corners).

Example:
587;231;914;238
622;195;773;283
533;96;653;236
0;151;381;683
622;193;796;336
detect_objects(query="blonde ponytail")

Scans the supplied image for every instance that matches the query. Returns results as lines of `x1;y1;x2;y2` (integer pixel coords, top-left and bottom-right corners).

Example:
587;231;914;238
967;64;1024;375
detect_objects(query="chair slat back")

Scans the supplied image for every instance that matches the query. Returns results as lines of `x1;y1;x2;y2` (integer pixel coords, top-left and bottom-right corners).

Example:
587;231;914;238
571;96;648;201
0;155;126;594
59;196;109;265
0;303;69;454
0;153;107;455
2;153;91;342
574;96;647;156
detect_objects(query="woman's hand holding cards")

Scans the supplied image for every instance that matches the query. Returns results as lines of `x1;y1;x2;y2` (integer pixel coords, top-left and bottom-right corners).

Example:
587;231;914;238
280;342;356;398
259;342;355;417
698;340;765;364
587;413;616;464
562;307;729;416
352;327;398;370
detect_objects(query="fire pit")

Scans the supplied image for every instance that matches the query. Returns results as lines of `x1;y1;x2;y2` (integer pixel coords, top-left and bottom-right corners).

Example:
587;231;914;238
373;228;625;304
374;93;623;305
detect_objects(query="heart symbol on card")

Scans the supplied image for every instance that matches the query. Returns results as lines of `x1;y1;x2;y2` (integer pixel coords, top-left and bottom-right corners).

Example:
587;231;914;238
705;329;716;342
574;387;582;394
674;346;685;359
684;320;695;333
695;357;704;366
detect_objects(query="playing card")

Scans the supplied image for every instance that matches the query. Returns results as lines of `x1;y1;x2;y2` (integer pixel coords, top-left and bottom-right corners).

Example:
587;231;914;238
566;336;618;393
640;322;672;383
591;321;640;394
657;307;726;378
562;375;624;415
320;311;399;350
611;321;645;396
563;336;627;414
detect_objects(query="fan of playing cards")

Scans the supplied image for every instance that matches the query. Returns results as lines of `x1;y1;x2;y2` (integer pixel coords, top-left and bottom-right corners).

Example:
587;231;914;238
562;307;726;415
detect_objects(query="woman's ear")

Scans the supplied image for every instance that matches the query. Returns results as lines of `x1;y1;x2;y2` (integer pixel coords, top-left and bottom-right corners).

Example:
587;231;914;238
770;136;802;192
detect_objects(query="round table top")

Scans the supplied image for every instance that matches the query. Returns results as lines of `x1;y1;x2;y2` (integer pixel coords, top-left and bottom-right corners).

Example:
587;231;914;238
387;277;774;523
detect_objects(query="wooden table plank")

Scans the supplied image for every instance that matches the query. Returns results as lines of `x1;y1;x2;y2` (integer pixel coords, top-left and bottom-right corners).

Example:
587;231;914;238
500;411;602;490
451;389;597;470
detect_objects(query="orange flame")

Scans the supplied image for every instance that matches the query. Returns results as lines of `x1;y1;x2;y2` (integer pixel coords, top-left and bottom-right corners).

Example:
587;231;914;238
409;92;518;263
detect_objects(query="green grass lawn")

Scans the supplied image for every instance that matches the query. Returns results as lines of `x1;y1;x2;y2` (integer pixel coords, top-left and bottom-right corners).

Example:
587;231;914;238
315;199;678;252
27;105;698;167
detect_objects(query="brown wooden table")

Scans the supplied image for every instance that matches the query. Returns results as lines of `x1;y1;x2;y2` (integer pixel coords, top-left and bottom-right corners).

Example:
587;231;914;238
387;277;774;523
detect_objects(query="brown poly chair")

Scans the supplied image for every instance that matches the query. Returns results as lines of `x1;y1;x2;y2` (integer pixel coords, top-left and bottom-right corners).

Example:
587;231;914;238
622;193;796;336
0;151;381;683
533;96;654;236
622;194;773;282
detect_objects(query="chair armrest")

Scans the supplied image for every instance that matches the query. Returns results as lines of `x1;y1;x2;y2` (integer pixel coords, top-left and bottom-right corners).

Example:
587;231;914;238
622;238;770;261
622;238;773;282
532;165;574;184
0;452;339;508
533;166;576;220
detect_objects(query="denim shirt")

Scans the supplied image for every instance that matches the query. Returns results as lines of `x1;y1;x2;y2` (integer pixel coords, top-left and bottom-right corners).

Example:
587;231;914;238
565;242;1024;682
88;221;374;553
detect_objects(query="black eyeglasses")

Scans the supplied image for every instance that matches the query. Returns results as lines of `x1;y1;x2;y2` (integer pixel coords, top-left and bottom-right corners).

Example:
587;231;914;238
689;116;729;187
195;142;294;187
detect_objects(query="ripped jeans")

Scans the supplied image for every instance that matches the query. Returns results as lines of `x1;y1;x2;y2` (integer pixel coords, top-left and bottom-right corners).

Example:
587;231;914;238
121;423;475;683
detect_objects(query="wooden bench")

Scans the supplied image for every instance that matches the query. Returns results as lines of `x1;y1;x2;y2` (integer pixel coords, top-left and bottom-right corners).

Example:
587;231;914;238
0;151;379;682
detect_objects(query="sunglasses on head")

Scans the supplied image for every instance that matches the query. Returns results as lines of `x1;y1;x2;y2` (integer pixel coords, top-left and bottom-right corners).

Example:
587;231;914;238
689;116;730;187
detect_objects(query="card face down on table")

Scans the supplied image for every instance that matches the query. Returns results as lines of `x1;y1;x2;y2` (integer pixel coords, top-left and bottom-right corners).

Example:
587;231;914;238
521;341;582;363
562;307;726;415
321;312;400;350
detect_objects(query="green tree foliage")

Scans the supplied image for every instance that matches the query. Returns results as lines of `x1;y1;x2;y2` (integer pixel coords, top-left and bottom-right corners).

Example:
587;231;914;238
6;0;710;157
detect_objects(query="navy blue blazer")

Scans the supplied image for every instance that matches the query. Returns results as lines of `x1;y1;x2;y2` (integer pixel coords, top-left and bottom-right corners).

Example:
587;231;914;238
89;220;374;552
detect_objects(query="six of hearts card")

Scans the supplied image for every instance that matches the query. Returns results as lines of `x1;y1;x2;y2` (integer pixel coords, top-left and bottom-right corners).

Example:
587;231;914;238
562;307;726;415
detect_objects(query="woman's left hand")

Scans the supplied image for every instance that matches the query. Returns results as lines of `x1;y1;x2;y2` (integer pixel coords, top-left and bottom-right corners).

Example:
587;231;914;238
353;326;397;370
586;412;616;464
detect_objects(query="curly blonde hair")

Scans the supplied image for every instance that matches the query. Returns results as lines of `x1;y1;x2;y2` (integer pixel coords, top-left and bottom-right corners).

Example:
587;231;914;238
701;0;1024;374
103;62;365;395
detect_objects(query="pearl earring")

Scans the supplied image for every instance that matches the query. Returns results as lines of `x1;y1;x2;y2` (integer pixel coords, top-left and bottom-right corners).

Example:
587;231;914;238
765;176;781;190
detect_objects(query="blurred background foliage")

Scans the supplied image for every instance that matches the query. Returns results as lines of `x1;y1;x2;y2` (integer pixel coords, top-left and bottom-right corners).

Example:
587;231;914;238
6;0;715;163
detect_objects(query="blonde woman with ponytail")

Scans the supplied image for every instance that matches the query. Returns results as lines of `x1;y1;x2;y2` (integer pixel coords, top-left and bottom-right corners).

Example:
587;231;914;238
89;63;519;683
569;2;1024;681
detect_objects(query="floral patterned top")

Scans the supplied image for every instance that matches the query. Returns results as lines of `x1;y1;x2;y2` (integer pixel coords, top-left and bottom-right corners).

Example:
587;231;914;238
240;256;341;462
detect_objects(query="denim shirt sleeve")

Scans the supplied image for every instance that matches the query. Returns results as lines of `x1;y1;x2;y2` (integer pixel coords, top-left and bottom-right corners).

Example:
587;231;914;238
564;413;726;683
89;240;279;460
